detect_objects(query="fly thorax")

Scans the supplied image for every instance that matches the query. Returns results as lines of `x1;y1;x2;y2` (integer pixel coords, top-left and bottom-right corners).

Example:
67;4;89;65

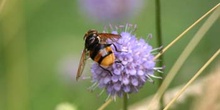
85;34;99;50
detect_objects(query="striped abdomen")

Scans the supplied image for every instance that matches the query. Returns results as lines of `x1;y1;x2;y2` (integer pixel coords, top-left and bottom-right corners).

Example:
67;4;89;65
90;44;115;67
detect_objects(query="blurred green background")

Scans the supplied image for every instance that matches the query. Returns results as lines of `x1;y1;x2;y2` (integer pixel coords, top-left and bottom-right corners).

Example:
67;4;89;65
0;0;219;110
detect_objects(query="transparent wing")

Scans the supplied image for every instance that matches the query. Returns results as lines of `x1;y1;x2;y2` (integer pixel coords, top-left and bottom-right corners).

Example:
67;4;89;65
76;48;87;81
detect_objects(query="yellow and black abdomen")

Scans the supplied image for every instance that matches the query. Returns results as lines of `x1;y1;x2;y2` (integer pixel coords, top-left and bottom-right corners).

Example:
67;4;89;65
90;44;115;67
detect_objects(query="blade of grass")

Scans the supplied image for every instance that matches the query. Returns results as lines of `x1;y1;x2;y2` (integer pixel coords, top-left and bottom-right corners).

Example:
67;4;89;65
164;49;220;110
149;3;220;109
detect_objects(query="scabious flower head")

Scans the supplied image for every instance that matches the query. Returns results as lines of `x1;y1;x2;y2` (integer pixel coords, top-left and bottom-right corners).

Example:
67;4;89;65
78;0;144;23
90;24;162;98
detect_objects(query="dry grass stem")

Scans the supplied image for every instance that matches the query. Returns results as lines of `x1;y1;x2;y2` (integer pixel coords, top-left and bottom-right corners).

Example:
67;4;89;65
0;0;6;14
148;4;220;109
97;99;113;110
128;62;220;110
164;49;220;110
154;3;220;60
191;63;220;110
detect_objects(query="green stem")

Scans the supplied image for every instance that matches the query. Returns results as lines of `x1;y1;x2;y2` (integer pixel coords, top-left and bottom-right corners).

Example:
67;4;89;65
155;0;164;109
123;93;128;110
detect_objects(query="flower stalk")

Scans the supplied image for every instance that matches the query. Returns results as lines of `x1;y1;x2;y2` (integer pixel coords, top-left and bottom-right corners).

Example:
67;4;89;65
155;0;164;109
123;93;128;110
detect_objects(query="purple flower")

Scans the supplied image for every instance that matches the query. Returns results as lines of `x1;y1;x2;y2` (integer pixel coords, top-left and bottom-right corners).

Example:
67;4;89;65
78;0;144;23
90;24;163;98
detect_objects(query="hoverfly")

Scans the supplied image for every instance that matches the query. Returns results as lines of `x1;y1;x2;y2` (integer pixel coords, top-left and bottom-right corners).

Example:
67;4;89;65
76;29;121;81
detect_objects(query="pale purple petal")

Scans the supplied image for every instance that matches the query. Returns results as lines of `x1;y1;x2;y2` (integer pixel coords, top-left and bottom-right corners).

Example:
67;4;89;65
89;24;163;97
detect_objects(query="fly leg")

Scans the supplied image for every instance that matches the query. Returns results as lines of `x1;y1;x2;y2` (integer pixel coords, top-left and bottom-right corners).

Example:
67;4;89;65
99;65;113;76
111;43;125;52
